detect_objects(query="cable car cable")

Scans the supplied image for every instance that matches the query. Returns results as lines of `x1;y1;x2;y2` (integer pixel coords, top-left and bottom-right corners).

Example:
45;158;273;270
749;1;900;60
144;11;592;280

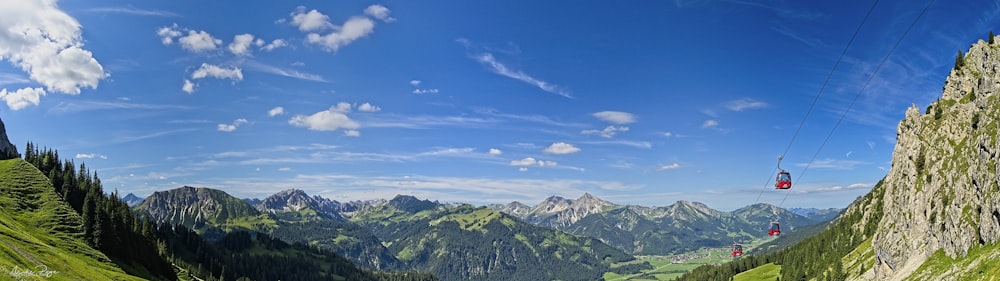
776;0;937;210
752;0;881;207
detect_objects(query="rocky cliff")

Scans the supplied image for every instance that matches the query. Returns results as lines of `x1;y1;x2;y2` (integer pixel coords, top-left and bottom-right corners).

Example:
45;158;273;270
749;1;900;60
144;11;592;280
872;37;1000;280
0;116;18;160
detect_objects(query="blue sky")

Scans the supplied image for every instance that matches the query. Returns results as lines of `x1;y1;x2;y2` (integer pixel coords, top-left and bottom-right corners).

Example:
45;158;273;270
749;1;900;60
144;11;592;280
1;0;997;210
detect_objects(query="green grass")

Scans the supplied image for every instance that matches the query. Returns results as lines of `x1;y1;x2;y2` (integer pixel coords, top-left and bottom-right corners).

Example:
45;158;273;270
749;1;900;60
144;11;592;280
603;247;740;281
841;237;875;278
0;158;143;280
906;243;1000;281
733;263;781;281
428;207;501;232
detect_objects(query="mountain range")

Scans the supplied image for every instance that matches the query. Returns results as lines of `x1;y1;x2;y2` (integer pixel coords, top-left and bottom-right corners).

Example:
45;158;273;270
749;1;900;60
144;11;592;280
489;193;828;255
130;184;838;280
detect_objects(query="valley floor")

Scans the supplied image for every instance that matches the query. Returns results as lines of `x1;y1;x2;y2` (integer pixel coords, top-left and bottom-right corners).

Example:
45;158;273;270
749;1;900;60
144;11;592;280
604;240;770;281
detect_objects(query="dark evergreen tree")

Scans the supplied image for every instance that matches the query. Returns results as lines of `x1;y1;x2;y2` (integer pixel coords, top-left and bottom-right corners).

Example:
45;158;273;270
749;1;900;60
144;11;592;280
955;50;965;70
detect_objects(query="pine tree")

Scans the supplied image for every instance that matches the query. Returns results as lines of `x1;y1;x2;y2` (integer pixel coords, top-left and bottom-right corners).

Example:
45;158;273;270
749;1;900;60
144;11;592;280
955;50;965;70
990;30;995;44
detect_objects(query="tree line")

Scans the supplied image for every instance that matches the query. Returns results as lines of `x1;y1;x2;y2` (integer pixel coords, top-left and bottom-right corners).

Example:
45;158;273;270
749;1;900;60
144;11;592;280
22;142;438;281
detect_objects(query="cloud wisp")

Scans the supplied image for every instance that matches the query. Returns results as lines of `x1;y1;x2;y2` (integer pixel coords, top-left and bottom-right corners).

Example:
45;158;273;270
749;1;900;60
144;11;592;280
472;53;572;98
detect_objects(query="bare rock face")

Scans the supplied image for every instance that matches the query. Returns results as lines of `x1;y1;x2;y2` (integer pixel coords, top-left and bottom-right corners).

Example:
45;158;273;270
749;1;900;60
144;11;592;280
0;116;18;160
872;37;1000;280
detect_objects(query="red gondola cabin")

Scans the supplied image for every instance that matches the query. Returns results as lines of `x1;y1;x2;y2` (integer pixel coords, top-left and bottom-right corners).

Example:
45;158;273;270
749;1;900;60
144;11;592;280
731;244;743;257
775;170;792;189
768;222;781;236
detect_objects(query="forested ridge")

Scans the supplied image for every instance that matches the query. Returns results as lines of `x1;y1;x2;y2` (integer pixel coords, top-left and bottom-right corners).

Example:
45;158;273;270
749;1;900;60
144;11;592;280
20;142;437;281
673;178;885;281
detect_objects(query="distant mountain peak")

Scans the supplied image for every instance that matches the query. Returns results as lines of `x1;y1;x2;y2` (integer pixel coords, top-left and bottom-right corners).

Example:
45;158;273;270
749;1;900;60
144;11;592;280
260;188;315;212
388;194;438;213
121;193;143;207
136;186;259;230
576;192;611;204
256;189;344;220
542;195;568;203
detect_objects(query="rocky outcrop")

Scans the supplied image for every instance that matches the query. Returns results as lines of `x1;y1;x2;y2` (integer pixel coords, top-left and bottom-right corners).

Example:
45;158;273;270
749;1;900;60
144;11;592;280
257;188;343;220
872;37;1000;280
136;186;260;229
0;116;18;160
521;193;618;228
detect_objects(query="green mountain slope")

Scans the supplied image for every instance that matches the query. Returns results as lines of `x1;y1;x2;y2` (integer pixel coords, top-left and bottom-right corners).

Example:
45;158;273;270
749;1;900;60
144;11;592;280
351;195;634;281
532;199;819;255
136;186;272;240
159;225;437;281
136;186;402;270
0;158;142;280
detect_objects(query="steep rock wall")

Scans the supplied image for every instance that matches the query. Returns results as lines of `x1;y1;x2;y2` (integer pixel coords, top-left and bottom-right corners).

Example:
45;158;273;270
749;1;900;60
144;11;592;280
0;116;18;160
873;37;1000;280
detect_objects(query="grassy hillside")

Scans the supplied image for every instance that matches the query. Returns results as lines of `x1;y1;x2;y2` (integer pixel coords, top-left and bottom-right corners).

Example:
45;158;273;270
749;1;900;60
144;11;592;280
732;263;780;281
905;242;1000;280
0;158;142;280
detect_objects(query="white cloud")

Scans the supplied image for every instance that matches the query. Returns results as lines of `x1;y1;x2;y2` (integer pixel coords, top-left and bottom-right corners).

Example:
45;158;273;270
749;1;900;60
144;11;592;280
582;140;652;149
725;98;767;111
268;106;285;117
0;0;107;103
181;79;195;93
412;88;440;94
75;153;107;159
178;30;222;52
0;87;45;110
191;63;243;80
305;16;376;52
418;148;477;157
278;167;292;171
663;132;673;138
543;142;581;154
796;158;866;170
357;102;381;112
657;163;681;171
489;148;503;155
592;111;636;124
243;60;326;82
702;119;719;128
518;167;528;172
289;104;360;132
474;53;571;98
510;157;537;166
290;7;334;32
409;79;439;94
332;102;352;113
581;125;629;138
217;118;249;132
815;183;873;192
85;7;179;17
228;34;255;56
344;130;361;137
217;124;237;132
157;24;182;44
537;160;558;167
364;5;396;22
261;39;287;51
